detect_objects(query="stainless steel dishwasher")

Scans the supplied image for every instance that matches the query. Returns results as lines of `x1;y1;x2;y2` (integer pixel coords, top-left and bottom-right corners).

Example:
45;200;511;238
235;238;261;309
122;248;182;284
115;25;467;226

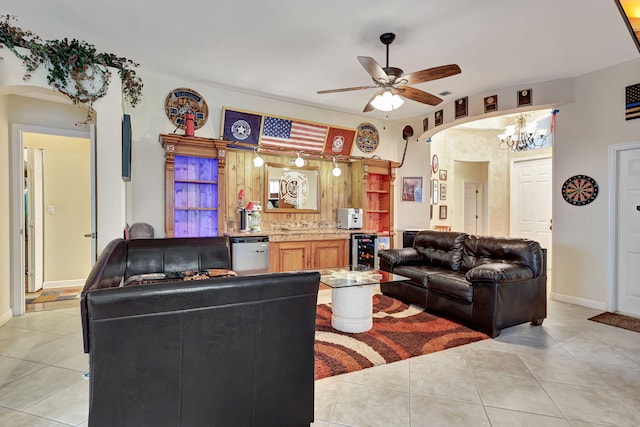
230;236;269;276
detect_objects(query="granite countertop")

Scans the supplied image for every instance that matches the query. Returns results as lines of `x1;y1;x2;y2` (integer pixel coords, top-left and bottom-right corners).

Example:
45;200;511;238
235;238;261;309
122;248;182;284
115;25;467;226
224;228;381;242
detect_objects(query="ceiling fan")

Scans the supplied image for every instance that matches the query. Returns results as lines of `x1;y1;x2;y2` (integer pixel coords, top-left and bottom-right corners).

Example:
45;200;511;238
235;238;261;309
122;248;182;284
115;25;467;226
317;32;461;112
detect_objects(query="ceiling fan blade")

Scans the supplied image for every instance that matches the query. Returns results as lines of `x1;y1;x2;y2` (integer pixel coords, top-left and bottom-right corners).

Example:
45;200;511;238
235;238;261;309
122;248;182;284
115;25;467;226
363;90;383;112
317;85;379;94
402;64;462;85
357;56;389;83
393;86;443;106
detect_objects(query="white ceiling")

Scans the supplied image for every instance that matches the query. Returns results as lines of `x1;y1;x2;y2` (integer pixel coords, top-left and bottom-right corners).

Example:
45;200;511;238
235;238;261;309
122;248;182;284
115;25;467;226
3;0;639;121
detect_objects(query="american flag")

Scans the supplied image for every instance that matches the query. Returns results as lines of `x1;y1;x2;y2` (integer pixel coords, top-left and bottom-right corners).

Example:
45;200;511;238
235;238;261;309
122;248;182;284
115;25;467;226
626;83;640;121
260;116;327;152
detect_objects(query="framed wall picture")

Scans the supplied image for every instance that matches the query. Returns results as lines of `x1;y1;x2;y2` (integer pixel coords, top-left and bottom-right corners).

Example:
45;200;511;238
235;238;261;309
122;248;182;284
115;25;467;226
431;154;439;174
625;83;640;120
440;183;447;200
434;109;443;126
402;177;423;202
439;169;447;181
439;205;447;220
422;117;429;132
432;179;439;204
518;89;532;107
484;95;498;113
454;96;468;119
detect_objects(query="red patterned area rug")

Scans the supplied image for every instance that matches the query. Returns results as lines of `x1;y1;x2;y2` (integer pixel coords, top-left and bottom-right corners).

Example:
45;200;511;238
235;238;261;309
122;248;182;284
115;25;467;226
314;294;489;380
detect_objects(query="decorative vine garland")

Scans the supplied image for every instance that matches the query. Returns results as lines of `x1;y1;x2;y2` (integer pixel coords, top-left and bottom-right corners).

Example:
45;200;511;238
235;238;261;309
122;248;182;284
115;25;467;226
0;14;143;114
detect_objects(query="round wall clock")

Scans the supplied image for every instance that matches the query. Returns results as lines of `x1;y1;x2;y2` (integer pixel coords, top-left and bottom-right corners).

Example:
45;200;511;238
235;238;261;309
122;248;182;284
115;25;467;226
164;88;209;130
562;175;599;206
356;123;379;153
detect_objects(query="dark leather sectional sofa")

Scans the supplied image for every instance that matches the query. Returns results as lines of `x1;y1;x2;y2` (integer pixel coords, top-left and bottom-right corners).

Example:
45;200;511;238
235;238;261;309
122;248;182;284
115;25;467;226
378;230;547;337
80;237;320;427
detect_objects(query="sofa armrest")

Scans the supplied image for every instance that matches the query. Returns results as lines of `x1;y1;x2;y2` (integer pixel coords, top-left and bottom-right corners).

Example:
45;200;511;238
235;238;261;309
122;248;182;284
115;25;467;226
378;248;424;272
465;262;533;284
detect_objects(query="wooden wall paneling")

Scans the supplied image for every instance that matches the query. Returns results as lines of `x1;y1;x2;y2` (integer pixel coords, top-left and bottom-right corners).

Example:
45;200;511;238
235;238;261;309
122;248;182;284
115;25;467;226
226;150;239;224
224;148;369;230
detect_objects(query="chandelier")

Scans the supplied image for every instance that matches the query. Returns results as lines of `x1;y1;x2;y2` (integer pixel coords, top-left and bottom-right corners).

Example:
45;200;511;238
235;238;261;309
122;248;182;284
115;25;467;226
497;113;548;151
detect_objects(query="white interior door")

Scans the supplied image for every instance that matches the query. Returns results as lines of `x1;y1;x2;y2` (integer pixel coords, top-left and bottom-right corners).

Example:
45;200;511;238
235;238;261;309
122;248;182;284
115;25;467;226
463;182;483;235
616;147;640;316
26;148;44;292
510;156;552;269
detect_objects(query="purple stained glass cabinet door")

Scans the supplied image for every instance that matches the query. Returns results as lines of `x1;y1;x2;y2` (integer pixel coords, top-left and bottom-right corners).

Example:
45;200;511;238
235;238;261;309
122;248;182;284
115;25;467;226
173;156;218;237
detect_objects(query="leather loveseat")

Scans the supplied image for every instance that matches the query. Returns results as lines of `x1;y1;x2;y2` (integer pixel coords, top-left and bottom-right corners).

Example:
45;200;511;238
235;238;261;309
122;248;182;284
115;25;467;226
378;230;546;337
81;237;320;427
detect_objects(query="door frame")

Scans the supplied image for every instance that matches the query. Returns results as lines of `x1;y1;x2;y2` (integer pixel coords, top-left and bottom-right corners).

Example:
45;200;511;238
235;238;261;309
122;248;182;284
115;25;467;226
463;181;485;235
10;124;94;316
25;147;45;292
607;141;640;313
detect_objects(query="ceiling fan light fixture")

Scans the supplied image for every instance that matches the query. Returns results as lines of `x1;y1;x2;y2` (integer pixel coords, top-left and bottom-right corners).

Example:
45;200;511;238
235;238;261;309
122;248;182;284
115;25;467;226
371;91;404;111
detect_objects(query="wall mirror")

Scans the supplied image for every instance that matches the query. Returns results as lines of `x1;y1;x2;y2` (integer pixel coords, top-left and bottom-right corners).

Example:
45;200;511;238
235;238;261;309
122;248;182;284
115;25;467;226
265;163;320;212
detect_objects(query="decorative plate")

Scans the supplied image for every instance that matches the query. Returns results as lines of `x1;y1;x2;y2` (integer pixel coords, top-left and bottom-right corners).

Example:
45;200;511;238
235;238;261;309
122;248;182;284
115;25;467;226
561;175;599;206
164;88;209;130
356;123;379;153
431;154;439;174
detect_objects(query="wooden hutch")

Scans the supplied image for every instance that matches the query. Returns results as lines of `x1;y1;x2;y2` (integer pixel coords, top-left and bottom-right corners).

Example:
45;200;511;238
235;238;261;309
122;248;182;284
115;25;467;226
159;134;226;238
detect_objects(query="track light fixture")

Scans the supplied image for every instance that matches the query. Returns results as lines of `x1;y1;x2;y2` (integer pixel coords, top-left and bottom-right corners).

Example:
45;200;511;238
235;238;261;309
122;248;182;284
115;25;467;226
294;152;305;167
253;148;264;167
332;157;342;177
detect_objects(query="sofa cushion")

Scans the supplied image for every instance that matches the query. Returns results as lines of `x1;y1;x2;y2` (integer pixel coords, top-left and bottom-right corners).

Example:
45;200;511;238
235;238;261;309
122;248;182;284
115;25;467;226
427;272;473;303
125;237;231;279
413;231;467;271
461;235;543;276
392;265;451;288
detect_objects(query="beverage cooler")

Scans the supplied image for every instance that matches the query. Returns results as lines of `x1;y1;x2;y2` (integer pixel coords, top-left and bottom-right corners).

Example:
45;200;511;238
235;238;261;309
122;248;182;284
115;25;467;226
350;233;378;269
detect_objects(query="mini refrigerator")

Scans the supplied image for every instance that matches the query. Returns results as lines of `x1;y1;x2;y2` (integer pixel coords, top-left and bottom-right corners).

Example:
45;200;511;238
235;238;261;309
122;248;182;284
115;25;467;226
350;233;378;269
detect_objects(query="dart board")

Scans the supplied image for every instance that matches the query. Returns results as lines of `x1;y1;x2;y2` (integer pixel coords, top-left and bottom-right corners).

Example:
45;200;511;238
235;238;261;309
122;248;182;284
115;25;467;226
561;175;599;206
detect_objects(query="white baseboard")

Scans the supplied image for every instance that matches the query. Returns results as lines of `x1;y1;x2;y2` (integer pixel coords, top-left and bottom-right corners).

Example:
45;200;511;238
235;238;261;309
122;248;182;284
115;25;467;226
551;292;607;311
42;279;85;289
0;308;13;326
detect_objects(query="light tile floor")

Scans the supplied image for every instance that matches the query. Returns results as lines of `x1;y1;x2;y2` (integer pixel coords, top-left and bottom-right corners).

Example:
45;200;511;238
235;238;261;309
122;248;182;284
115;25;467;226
1;294;639;426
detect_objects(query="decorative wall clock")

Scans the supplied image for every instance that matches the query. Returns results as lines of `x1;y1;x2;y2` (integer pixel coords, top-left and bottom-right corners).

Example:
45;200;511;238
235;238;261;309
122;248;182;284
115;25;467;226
164;88;209;130
561;175;599;206
355;123;379;153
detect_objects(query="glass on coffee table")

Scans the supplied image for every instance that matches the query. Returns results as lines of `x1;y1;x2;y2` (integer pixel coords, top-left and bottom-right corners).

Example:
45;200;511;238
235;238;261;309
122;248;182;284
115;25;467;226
305;265;409;333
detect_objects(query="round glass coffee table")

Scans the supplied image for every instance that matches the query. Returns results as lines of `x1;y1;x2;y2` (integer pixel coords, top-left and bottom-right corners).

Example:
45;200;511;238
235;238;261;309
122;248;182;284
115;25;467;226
310;267;409;333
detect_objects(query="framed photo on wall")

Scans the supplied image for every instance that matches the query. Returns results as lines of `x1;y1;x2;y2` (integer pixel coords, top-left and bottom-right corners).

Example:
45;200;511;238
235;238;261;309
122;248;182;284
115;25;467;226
439;205;447;220
518;89;532;107
439;169;447;181
432;179;439;204
440;183;447;200
402;177;423;202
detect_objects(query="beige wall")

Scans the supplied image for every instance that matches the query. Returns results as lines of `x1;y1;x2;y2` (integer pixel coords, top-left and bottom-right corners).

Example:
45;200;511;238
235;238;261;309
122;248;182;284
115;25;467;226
2;45;640;321
0;95;10;324
429;128;511;236
23;133;91;283
553;58;640;308
429;127;553;236
128;70;406;237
